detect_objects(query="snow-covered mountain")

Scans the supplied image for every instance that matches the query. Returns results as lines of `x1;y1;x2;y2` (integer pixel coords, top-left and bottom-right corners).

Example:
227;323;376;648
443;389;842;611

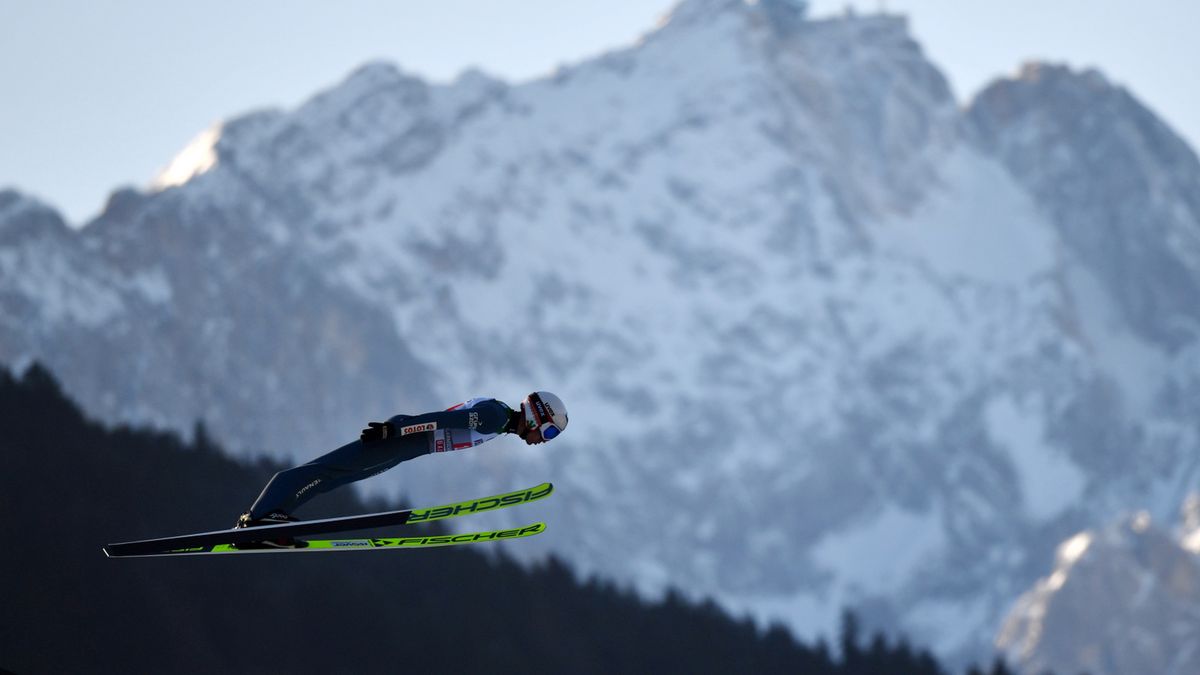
4;0;1200;666
997;509;1200;675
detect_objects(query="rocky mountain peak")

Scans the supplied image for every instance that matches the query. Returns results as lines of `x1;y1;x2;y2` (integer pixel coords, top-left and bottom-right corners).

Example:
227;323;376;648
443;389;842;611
968;61;1200;349
0;189;70;243
998;513;1200;675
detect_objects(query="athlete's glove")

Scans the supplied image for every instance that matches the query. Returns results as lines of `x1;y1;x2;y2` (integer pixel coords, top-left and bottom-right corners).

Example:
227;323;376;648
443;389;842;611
360;421;394;443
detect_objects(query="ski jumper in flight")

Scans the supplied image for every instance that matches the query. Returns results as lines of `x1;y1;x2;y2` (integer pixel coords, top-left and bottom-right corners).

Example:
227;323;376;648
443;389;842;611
236;391;568;529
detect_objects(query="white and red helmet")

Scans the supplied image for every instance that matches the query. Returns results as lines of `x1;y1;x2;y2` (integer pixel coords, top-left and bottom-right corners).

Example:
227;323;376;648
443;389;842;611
523;391;568;440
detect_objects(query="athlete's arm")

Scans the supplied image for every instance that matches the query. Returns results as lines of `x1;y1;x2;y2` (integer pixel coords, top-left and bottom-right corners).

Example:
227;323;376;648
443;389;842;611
361;399;513;443
388;400;512;435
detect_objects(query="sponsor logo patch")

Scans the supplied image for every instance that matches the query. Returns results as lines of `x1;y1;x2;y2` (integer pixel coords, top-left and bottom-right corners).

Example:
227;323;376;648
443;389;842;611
400;422;437;436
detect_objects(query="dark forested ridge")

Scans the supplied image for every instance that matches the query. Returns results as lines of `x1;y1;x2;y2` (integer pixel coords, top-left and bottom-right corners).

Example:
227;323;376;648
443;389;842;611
0;363;1018;675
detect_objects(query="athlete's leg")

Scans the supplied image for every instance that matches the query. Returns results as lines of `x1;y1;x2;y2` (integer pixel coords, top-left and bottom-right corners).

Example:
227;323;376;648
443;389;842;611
247;436;429;519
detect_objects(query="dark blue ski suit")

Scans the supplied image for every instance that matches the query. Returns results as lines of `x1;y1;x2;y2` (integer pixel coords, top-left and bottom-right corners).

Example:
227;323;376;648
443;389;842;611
247;398;515;519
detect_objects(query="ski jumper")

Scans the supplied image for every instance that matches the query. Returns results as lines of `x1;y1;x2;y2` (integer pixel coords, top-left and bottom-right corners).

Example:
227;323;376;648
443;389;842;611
247;398;514;519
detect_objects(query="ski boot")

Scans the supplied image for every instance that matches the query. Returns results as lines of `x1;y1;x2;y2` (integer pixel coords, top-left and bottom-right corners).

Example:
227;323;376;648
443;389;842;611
233;510;303;549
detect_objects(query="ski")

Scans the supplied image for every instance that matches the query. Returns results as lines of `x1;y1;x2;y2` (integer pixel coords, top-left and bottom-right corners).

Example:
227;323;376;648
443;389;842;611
103;482;553;558
107;523;547;557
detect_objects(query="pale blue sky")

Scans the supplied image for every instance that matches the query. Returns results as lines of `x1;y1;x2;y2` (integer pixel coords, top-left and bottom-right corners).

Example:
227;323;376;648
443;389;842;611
2;0;1196;225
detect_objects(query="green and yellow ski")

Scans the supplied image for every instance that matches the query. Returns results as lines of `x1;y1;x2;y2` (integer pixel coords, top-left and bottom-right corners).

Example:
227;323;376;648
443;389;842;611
103;483;552;558
145;523;547;557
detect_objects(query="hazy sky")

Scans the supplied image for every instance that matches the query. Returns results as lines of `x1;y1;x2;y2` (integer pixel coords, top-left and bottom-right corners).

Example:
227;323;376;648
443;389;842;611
2;0;1196;224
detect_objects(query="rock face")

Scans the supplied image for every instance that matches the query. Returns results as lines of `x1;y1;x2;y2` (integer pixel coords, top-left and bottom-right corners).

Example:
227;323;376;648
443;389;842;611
4;0;1200;665
998;513;1200;675
969;63;1200;350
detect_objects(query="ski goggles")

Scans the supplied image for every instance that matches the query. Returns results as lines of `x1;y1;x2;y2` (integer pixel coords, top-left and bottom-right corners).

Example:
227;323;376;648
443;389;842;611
540;424;562;441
